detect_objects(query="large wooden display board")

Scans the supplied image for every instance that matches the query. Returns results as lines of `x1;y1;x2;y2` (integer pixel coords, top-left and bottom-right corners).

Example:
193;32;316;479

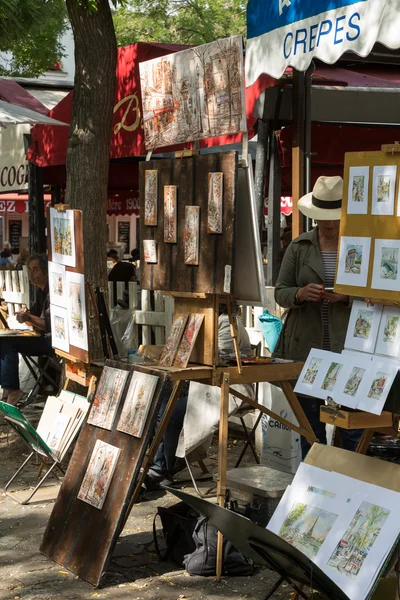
335;150;400;302
41;361;171;586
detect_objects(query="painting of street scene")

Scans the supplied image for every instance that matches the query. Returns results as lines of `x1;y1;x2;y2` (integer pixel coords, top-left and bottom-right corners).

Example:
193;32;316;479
174;313;205;368
117;371;159;438
78;440;121;510
164;185;177;243
69;281;84;337
184;206;200;265
143;240;157;263
159;314;189;367
383;315;399;343
54;315;66;340
352;175;365;203
53;217;73;257
88;366;129;430
279;502;338;559
367;372;390;401
345;244;362;274
353;309;374;339
144;170;158;226
327;501;390;579
380;247;399;280
51;273;64;298
302;358;322;386
377;175;391;202
140;35;246;149
321;362;343;392
208;172;223;233
343;367;365;397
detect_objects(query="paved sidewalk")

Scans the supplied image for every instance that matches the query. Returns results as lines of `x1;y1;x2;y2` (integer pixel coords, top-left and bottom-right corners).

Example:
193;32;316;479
0;412;293;600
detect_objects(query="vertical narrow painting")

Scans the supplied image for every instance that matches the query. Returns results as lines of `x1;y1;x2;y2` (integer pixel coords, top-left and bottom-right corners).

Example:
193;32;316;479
143;240;157;263
87;366;129;430
174;313;205;368
343;367;366;397
48;261;67;308
372;165;396;216
144;170;158;226
208;172;223;233
50;305;70;354
302;357;323;386
375;307;400;358
184;206;200;265
164;185;177;243
77;440;121;510
50;207;76;268
140;35;246;149
117;371;159;438
321;362;343;392
66;271;88;351
347;165;369;215
278;502;338;559
327;501;390;579
159;314;189;367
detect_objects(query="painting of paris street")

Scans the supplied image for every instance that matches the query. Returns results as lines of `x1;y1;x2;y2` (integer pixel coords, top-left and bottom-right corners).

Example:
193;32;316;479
78;440;121;510
139;35;246;149
117;371;159;438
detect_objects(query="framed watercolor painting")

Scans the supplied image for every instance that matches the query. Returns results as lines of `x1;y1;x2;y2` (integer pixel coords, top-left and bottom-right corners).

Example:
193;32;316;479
336;236;371;288
87;366;129;430
48;261;67;308
50;305;70;354
375;306;400;358
174;313;204;368
371;239;400;292
117;371;159;438
144;170;158;226
77;440;120;510
357;357;399;415
294;349;329;397
184;206;200;265
371;165;396;216
158;314;189;367
66;271;88;351
50;207;76;268
313;352;349;400
207;172;223;233
164;185;177;243
344;300;382;353
347;166;369;215
143;240;157;263
333;353;372;409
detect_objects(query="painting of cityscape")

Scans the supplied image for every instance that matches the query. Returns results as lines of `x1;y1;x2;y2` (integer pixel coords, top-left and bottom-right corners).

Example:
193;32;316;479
351;175;365;203
302;357;323;386
353;309;374;339
367;372;390;401
159;313;189;367
144;170;158;226
327;501;390;579
380;247;399;280
321;362;343;392
174;313;205;368
143;240;157;263
343;367;366;397
50;208;76;268
278;502;338;559
78;440;121;510
345;244;362;275
184;206;200;265
87;366;129;430
117;371;159;438
139;36;246;149
164;186;177;243
208;172;223;233
377;175;391;203
383;315;400;343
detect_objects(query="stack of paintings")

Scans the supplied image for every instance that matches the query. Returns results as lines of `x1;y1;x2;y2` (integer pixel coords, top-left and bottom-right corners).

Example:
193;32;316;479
158;313;204;368
267;462;400;600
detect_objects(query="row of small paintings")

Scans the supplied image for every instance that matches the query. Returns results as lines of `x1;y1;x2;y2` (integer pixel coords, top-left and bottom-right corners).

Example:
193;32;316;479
268;462;400;600
144;170;223;236
87;366;158;436
159;313;205;368
49;265;88;353
295;347;398;415
348;165;398;216
143;205;200;265
337;236;400;292
345;300;400;358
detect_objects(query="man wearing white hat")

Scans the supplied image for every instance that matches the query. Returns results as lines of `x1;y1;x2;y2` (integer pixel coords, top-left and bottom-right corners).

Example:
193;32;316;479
274;176;362;455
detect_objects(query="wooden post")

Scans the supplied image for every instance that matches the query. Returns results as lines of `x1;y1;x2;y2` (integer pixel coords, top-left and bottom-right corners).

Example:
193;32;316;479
292;70;305;240
216;372;230;580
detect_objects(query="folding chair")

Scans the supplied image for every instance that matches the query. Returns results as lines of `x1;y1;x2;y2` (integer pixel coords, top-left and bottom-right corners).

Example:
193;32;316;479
234;381;262;468
19;353;62;407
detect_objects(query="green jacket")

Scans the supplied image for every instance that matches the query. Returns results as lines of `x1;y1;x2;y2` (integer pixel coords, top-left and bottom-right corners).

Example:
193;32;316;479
274;228;351;361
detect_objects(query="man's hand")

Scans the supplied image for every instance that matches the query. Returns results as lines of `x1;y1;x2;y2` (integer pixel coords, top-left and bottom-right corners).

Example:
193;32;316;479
296;284;324;303
16;310;28;324
323;291;349;304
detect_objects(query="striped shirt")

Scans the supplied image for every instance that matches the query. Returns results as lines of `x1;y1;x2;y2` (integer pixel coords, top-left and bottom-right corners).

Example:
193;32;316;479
321;251;337;350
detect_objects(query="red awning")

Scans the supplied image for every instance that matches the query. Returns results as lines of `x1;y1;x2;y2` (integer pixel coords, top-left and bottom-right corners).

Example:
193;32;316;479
0;78;48;114
28;42;260;168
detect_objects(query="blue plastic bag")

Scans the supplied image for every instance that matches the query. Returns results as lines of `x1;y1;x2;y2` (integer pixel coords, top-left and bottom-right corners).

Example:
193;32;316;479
258;310;282;353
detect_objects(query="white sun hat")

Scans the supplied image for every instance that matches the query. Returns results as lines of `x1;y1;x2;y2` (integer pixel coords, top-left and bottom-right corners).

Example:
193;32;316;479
298;176;343;221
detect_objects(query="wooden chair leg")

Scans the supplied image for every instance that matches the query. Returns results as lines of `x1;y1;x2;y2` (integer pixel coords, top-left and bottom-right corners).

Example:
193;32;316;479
356;430;374;454
216;372;230;580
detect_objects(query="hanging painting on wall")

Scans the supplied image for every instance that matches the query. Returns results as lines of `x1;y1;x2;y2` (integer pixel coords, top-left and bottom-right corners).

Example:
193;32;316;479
77;440;121;510
48;261;67;308
144;170;158;226
50;208;76;268
174;313;205;368
87;366;129;430
66;272;88;351
184;206;200;265
143;240;157;263
159;313;189;367
208;172;223;233
117;371;159;438
164;186;177;243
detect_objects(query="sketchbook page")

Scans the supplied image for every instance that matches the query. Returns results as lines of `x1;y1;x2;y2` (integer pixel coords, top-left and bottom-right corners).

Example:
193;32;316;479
36;398;64;442
356;357;399;416
344;301;382;354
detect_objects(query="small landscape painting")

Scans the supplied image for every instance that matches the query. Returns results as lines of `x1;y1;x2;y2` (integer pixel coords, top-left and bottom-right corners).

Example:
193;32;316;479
117;371;159;438
380;247;399;280
144;170;158;226
184;206;200;265
343;367;365;397
327;501;390;580
353;309;374;339
78;440;121;510
164;185;177;243
159;314;189;367
143;240;157;263
207;172;223;234
345;244;362;275
352;175;365;203
367;372;390;401
278;502;338;559
321;362;343;392
377;175;391;203
302;357;322;386
174;313;205;368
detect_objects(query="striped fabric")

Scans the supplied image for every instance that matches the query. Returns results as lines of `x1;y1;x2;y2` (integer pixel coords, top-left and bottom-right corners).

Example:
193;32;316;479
321;251;337;350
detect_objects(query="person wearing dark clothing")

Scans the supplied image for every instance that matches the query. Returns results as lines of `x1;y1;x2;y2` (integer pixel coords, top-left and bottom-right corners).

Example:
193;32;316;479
107;250;136;283
1;254;52;405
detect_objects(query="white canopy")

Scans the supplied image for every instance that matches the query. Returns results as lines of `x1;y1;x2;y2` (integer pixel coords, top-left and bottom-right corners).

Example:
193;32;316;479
246;0;400;85
0;100;68;128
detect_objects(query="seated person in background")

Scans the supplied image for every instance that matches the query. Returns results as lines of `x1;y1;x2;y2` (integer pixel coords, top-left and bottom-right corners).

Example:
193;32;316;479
16;248;29;270
107;249;137;282
129;248;140;283
1;254;52;405
0;248;13;268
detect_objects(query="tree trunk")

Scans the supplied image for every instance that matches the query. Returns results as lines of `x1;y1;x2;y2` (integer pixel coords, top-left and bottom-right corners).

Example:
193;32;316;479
65;0;117;359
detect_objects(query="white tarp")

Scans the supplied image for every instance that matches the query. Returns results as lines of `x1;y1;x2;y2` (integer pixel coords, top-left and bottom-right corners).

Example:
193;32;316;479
246;0;400;85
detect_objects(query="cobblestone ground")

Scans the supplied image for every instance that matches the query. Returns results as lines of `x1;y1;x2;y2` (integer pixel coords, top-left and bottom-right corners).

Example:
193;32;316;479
0;407;293;600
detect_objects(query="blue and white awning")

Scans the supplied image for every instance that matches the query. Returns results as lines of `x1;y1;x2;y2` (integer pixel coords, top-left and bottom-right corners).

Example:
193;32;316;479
246;0;400;86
